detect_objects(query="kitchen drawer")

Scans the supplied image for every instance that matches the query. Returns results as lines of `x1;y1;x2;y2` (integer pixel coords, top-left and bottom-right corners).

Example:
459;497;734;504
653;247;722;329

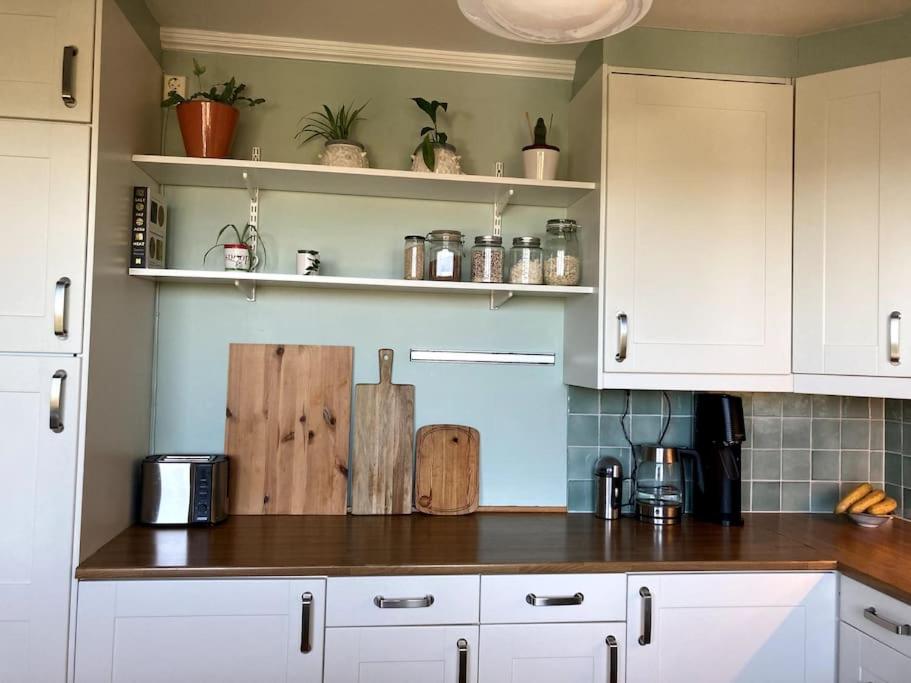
841;576;911;658
327;575;480;627
840;622;911;683
480;574;626;624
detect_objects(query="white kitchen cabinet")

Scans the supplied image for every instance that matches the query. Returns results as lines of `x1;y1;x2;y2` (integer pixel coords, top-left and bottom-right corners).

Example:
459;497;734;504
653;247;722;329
625;572;837;683
0;0;95;122
794;57;911;396
839;622;911;683
324;625;478;683
74;579;326;682
0;119;90;353
0;355;81;683
479;623;624;683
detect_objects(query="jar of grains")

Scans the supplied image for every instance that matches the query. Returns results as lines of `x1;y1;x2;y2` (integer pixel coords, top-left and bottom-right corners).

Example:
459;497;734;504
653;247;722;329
426;230;464;281
470;235;505;283
509;236;544;284
543;219;581;285
403;235;425;280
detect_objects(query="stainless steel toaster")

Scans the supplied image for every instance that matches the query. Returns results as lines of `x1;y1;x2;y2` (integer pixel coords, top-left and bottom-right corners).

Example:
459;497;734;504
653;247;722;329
140;454;229;525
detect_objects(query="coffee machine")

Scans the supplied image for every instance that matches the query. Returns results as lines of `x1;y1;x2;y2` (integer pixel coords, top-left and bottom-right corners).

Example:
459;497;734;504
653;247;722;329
691;393;746;526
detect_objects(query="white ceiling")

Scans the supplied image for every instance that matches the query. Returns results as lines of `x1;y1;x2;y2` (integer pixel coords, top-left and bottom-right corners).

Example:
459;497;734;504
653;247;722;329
145;0;911;59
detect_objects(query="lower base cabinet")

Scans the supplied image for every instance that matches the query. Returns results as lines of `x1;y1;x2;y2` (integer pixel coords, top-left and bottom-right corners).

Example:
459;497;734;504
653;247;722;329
324;626;478;683
839;622;911;683
479;623;624;683
74;579;325;682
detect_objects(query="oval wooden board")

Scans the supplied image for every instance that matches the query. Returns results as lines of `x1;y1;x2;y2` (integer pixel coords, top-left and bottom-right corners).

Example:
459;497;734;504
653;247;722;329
415;424;479;515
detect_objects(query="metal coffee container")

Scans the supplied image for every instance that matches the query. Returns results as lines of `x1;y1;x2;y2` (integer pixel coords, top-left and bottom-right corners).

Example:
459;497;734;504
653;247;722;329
594;456;623;520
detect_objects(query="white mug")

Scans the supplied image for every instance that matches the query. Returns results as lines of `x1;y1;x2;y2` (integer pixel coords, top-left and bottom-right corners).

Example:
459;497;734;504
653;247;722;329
224;244;251;271
297;250;320;276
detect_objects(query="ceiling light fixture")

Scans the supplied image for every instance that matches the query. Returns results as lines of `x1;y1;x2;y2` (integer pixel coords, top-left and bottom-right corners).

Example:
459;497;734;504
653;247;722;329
457;0;653;44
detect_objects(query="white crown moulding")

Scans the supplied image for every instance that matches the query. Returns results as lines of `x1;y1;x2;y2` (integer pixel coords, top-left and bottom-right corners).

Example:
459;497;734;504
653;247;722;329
159;27;576;81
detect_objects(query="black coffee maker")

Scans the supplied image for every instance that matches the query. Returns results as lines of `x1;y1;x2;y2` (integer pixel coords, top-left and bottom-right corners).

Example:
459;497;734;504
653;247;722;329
691;393;746;526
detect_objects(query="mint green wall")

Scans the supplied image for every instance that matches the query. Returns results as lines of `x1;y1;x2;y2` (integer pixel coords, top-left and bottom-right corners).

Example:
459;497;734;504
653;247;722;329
114;0;161;62
796;13;911;76
153;54;574;506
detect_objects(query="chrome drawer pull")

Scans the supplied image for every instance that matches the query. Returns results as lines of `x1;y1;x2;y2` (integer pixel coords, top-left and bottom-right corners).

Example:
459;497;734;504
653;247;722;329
615;312;628;362
62;46;78;108
373;595;434;609
50;370;67;433
889;312;902;365
638;587;652;645
525;592;584;607
606;635;618;683
457;638;468;683
864;607;911;636
300;592;313;653
54;277;71;338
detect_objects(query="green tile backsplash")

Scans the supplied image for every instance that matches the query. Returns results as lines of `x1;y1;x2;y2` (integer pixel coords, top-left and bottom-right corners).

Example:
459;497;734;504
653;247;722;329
567;390;907;520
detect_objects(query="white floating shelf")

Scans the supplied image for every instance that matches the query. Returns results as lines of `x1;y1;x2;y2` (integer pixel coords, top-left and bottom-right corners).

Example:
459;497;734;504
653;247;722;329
129;268;594;308
132;155;596;208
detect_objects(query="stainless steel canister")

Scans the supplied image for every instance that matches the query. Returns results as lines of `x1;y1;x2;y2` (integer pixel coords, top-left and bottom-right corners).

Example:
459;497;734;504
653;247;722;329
594;456;623;520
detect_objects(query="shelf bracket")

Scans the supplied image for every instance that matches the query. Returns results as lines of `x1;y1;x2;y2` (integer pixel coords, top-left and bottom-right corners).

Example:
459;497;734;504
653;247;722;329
493;187;514;237
234;278;256;302
489;290;514;310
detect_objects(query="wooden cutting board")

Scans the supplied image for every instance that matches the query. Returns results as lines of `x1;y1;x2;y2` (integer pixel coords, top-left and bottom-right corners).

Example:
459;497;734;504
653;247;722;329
415;424;479;515
224;344;353;515
351;349;415;515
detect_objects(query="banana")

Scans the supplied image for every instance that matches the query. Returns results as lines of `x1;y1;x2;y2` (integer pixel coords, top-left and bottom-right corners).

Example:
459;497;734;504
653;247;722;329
868;497;898;516
849;489;887;514
835;483;872;513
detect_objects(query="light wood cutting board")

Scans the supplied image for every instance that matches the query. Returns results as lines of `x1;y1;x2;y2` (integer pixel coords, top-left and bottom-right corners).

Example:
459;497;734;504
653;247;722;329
415;424;479;515
224;343;353;515
351;349;415;515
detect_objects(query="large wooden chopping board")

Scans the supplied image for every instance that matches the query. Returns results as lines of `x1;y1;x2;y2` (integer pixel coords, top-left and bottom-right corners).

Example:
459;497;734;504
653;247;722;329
351;349;414;515
224;344;353;515
415;425;479;515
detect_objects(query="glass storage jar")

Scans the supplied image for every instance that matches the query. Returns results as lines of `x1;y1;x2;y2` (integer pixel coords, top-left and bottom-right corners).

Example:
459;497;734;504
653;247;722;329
427;230;464;281
543;219;581;286
509;236;544;284
470;235;505;283
403;235;425;280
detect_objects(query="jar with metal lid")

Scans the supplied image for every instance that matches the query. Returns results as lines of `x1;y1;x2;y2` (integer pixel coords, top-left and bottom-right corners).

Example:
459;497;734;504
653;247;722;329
403;235;425;280
508;236;543;285
470;235;504;283
543;219;581;286
426;229;464;281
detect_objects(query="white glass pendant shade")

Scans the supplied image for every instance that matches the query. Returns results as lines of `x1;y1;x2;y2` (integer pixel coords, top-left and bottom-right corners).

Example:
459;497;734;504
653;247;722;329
457;0;652;44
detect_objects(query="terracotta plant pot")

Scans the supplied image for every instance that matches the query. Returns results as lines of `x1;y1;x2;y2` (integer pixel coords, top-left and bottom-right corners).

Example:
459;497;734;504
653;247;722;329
176;101;239;159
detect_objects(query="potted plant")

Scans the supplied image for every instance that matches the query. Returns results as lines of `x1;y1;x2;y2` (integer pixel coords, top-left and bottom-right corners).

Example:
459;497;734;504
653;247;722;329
161;59;266;159
522;114;559;180
203;223;266;272
295;102;370;168
410;97;462;174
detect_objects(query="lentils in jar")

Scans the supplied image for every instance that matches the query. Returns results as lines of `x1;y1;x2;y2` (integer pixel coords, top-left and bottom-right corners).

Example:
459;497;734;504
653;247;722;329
470;235;504;283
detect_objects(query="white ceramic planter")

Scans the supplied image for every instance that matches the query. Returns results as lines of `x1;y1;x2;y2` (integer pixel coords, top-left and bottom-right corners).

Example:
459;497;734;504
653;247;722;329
411;143;463;174
223;243;251;271
319;140;369;168
522;146;560;181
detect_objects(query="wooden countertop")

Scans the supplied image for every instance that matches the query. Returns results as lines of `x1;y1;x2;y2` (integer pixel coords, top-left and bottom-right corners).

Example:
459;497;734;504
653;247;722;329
77;512;909;602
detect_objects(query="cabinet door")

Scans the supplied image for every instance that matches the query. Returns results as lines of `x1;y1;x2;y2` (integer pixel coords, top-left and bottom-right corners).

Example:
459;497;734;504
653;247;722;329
0;355;80;683
626;573;836;683
479;623;624;683
324;625;478;683
75;579;325;682
604;74;793;375
0;120;89;353
0;0;94;122
839;622;911;683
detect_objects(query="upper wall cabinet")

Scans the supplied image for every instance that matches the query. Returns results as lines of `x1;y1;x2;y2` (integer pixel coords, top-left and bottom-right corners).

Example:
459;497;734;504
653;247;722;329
565;69;794;391
0;0;95;122
794;58;911;397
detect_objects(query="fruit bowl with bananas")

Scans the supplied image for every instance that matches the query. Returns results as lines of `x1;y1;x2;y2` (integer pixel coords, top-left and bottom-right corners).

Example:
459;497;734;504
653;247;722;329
835;483;898;527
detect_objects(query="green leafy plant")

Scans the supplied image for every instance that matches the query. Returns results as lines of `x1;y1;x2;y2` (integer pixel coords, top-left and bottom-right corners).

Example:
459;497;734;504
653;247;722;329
412;97;449;171
161;59;266;108
294;102;368;145
203;223;267;271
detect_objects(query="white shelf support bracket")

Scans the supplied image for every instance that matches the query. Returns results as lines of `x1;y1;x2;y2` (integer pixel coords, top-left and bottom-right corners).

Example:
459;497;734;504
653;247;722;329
490;290;514;310
234;278;256;302
493;187;514;237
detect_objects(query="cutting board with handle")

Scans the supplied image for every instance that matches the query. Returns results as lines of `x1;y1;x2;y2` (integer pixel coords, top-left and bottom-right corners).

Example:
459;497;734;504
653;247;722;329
415;424;479;515
224;343;353;515
351;348;415;515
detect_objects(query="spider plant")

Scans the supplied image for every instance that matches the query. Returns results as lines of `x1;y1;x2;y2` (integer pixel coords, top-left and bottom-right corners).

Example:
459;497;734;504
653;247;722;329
203;223;267;271
295;102;369;145
412;97;450;171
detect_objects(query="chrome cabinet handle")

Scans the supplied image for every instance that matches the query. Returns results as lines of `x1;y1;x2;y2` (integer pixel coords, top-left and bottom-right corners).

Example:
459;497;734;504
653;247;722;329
457;638;468;683
50;370;67;433
606;635;619;683
525;592;584;607
615;312;628;362
300;592;313;653
373;595;434;609
864;607;911;636
638;587;652;646
54;277;71;339
889;312;902;365
62;46;78;108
